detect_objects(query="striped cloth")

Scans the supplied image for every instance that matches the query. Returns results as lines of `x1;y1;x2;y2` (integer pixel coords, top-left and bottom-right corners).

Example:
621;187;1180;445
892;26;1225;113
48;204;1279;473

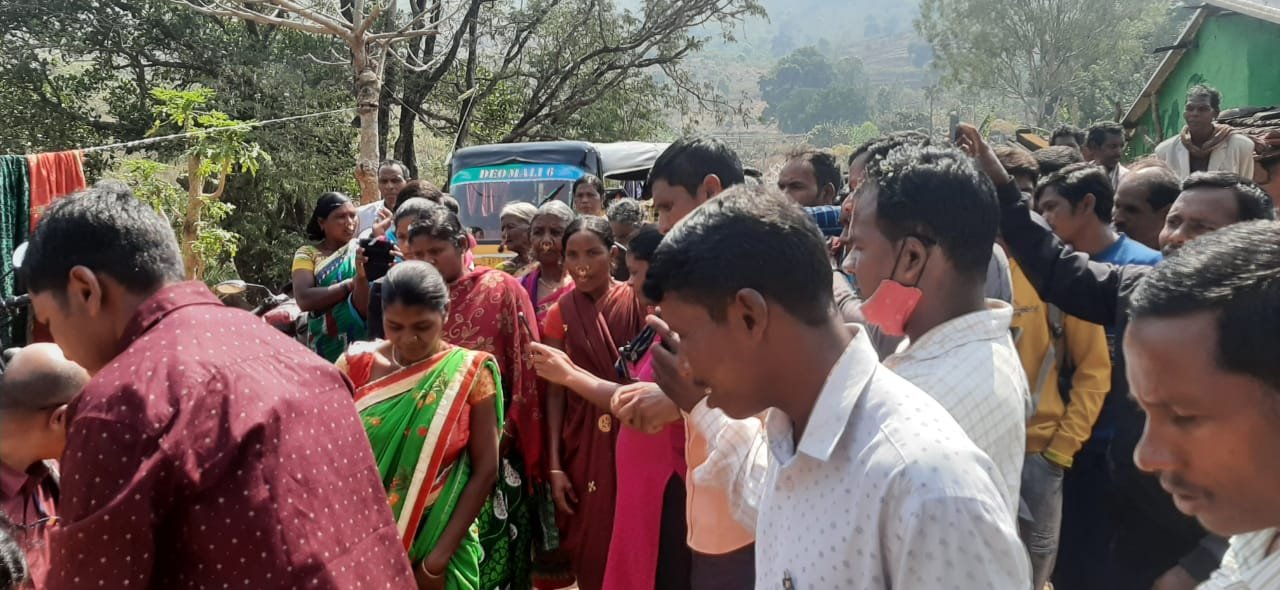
1199;529;1280;589
0;156;30;346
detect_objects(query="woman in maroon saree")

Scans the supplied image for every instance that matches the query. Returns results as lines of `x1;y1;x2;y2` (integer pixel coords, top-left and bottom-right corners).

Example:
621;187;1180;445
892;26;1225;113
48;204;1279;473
402;208;544;590
517;201;576;323
536;216;644;590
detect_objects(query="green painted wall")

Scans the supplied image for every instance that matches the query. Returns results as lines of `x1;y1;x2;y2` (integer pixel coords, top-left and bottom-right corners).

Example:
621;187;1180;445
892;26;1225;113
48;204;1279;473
1130;13;1280;156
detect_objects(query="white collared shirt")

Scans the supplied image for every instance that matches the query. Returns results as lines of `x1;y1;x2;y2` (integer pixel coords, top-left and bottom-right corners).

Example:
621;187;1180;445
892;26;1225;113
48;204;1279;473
1200;529;1280;589
883;300;1031;516
692;327;1030;589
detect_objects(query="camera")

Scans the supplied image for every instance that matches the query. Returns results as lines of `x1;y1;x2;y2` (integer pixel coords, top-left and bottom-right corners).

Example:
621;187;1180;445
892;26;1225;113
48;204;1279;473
359;237;395;281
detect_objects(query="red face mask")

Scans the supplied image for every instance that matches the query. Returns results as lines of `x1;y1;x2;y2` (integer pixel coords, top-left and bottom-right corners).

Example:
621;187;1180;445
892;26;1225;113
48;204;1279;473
859;279;923;337
859;239;928;338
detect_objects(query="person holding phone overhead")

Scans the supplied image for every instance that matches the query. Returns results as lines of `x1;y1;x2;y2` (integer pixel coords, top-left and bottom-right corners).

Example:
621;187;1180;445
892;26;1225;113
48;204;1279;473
293;191;366;362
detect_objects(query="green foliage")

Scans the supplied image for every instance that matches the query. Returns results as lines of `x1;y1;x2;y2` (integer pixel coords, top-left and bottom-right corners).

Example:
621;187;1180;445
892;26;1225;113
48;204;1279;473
144;86;269;280
759;48;872;133
111;159;241;282
1;0;750;285
805;121;880;149
917;0;1171;125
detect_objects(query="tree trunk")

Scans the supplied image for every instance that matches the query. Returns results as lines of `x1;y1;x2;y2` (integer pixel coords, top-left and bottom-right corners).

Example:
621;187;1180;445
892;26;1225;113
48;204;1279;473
181;156;206;280
378;61;397;160
353;47;382;204
454;19;480;150
393;98;419;178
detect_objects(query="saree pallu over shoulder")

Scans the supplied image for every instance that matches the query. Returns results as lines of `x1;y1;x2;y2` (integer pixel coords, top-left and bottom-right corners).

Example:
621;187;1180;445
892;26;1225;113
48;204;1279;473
555;282;645;590
449;268;545;590
306;242;365;362
520;265;574;325
354;345;505;590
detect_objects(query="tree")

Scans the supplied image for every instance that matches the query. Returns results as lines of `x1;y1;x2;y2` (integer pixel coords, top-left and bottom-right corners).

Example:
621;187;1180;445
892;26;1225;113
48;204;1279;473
168;0;459;203
806;121;880;149
917;0;1167;125
393;0;763;161
759;48;871;134
146;87;267;280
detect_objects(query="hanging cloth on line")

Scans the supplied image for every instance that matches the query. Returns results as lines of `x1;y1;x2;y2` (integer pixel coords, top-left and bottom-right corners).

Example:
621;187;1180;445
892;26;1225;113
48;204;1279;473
27;151;86;229
0;156;31;348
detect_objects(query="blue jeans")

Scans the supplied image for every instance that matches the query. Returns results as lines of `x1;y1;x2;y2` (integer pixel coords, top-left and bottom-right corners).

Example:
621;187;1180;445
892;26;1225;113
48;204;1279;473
1019;453;1064;590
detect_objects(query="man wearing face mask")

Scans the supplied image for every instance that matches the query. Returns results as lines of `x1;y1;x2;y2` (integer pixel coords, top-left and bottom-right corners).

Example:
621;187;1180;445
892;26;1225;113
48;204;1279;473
845;144;1031;517
0;344;90;589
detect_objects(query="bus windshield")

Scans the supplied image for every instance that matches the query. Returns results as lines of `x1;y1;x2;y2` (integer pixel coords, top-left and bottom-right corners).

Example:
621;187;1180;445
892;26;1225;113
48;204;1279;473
451;163;585;242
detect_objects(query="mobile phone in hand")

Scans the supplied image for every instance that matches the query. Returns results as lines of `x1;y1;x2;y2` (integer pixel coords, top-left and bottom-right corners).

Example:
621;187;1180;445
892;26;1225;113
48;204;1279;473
359;237;394;281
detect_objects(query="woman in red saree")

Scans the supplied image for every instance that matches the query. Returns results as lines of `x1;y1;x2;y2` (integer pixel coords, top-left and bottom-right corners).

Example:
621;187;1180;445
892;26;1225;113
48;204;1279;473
530;227;691;590
517;201;575;323
534;216;645;590
403;208;546;590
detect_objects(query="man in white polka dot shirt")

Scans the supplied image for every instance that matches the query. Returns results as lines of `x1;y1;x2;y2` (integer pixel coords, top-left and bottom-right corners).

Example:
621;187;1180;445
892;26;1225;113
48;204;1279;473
21;184;414;588
643;183;1030;589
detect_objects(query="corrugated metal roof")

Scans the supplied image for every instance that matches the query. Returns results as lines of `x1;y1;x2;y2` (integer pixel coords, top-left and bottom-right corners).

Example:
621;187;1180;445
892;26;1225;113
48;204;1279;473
1122;0;1280;127
1220;105;1280;162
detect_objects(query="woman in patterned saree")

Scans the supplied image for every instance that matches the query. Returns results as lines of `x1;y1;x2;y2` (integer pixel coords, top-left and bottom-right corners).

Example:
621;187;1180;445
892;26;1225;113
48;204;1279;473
403;208;545;590
293;191;366;361
338;262;502;590
518;201;576;323
536;216;646;590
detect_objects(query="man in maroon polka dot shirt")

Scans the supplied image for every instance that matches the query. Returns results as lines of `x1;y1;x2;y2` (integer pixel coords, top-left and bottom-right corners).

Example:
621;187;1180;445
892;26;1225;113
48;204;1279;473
21;183;414;588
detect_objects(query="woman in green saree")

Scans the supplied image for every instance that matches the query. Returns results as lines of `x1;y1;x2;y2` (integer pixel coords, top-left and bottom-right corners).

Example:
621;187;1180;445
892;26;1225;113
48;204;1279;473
337;261;503;590
293;191;367;361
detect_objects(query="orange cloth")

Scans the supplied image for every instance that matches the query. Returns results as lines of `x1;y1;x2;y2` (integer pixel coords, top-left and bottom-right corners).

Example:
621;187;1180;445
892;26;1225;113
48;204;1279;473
683;425;756;554
26;151;86;229
26;150;86;343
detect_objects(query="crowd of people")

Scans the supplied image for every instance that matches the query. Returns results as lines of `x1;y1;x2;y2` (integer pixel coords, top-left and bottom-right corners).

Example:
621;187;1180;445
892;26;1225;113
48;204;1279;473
0;82;1278;590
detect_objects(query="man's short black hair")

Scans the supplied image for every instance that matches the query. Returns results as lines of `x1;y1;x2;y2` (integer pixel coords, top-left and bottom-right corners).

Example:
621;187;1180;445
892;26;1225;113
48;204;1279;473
1182;172;1276;222
848;131;933;170
1050;125;1085;147
1035;162;1115;223
647;137;745;197
380;159;411;178
786;148;843;193
1129;220;1280;392
994;144;1039;182
1125;166;1182;210
1187;84;1222;111
22;182;185;296
1085;121;1125;149
1033;146;1085;176
863;145;999;278
643;184;832;326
